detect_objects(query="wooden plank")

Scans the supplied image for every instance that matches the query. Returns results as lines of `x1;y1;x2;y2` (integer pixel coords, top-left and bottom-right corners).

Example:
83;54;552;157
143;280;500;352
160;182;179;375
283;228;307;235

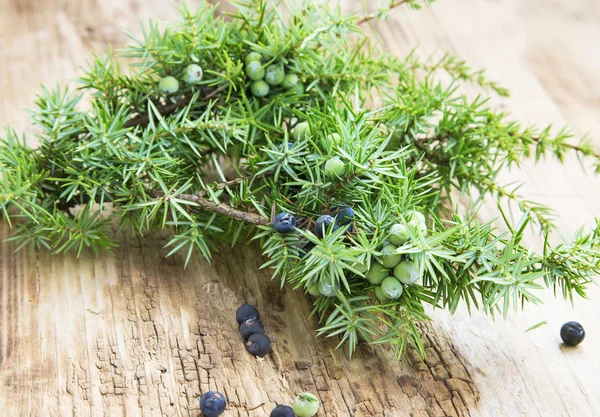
0;0;599;416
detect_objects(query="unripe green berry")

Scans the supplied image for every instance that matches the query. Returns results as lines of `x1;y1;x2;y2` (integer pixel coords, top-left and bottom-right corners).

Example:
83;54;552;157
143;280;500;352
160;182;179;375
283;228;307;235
265;64;285;86
250;80;270;97
293;81;305;95
245;52;263;65
308;283;321;296
293;393;320;417
381;243;402;268
245;60;265;81
393;260;420;285
407;219;427;236
350;259;369;274
324;156;345;178
381;277;403;300
318;280;339;297
407;210;426;224
158;76;179;94
292;121;310;141
389;223;410;245
366;261;389;285
282;73;299;89
374;286;390;302
327;132;342;144
182;64;203;84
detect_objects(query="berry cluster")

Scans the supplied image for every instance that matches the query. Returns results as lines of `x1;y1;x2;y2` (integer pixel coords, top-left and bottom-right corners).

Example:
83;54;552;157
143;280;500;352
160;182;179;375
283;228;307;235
158;63;203;94
200;391;227;417
367;211;427;302
236;304;272;357
270;393;320;417
245;52;304;98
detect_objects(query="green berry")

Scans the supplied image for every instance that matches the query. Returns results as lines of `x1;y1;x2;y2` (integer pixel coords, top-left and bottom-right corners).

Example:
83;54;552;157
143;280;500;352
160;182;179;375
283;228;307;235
327;132;342;144
366;261;389;285
308;283;321;296
393;260;420;285
324;156;345;178
374;286;390;302
293;81;305;95
245;52;263;65
282;73;299;89
407;210;426;224
318;280;339;297
389;223;410;245
293;393;320;417
182;64;203;84
158;76;179;94
407;219;427;236
245;60;265;81
292;121;310;141
381;243;402;268
350;259;369;274
265;64;285;86
250;80;270;97
381;277;404;300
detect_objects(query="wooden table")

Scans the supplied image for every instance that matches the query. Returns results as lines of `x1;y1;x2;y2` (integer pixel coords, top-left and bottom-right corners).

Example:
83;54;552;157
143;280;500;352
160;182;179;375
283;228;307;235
1;1;599;416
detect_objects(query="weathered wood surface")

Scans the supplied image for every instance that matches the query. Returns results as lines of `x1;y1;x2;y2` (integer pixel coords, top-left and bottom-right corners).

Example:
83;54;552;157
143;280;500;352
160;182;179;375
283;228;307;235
1;0;599;416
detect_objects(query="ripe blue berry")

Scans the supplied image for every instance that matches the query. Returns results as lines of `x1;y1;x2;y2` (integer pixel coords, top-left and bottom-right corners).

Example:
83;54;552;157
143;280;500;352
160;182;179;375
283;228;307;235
239;319;265;341
200;391;226;417
278;141;294;151
251;80;270;97
292;121;310;141
265;64;285;86
158;76;179;94
182;63;203;84
245;333;271;357
246;60;266;81
273;212;297;234
271;404;295;417
314;215;338;237
318;280;340;297
293;393;320;417
389;223;409;245
393;260;420;285
366;261;389;285
381;243;402;268
560;321;585;346
381;277;403;299
335;206;354;226
324;156;345;178
282;73;299;89
236;304;260;325
245;51;263;65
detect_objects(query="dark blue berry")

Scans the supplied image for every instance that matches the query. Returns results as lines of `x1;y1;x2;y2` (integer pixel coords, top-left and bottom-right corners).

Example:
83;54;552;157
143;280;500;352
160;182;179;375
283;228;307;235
200;391;226;417
239;319;265;341
245;333;271;357
273;212;297;234
236;304;260;325
560;321;585;346
314;215;338;238
270;404;295;417
335;207;354;226
278;142;294;151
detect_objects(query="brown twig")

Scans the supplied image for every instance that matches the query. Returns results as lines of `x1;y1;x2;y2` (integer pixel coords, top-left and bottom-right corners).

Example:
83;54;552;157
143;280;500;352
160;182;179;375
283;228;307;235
356;0;409;25
123;97;192;128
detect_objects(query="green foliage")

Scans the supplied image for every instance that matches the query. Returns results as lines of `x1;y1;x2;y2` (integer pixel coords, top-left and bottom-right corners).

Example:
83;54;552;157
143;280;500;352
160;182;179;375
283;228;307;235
1;0;599;359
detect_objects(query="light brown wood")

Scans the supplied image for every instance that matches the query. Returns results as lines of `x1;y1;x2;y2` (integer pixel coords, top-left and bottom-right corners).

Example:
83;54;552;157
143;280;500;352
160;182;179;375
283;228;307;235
0;1;599;416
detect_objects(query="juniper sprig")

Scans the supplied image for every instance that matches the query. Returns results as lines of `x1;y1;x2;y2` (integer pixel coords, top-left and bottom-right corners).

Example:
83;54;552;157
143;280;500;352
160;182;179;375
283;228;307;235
1;0;599;359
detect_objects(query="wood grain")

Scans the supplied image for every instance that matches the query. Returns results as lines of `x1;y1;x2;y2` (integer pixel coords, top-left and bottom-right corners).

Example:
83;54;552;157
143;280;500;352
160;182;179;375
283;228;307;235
1;0;600;416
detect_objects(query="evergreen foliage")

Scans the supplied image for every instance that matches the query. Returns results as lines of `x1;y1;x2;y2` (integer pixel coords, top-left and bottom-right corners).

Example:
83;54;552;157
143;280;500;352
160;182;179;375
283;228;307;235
1;0;600;358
